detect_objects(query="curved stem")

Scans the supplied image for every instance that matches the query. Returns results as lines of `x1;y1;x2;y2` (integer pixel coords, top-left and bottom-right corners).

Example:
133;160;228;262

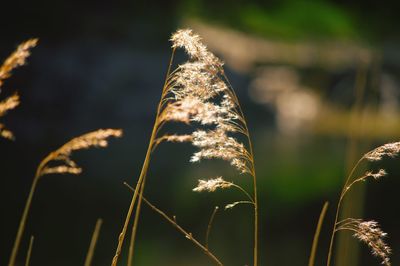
230;183;254;203
326;157;364;266
127;176;146;266
111;143;152;266
111;48;176;266
24;236;34;266
144;196;223;265
123;182;223;265
308;202;329;266
8;174;40;266
205;206;219;249
221;71;259;266
84;219;103;266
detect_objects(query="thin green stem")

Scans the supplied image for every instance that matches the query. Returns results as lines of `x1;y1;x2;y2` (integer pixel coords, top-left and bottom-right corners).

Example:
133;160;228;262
308;202;329;266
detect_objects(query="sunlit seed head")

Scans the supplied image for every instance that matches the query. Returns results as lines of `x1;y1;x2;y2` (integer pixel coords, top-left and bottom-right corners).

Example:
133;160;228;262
364;142;400;161
193;177;233;192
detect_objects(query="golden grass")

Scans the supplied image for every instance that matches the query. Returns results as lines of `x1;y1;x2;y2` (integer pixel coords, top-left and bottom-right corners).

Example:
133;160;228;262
2;30;400;266
0;39;37;140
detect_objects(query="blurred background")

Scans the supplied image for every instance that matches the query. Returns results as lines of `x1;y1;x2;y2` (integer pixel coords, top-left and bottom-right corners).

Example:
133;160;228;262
1;0;400;265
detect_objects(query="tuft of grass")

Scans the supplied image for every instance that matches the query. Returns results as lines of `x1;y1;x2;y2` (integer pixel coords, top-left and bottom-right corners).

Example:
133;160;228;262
84;218;103;266
113;28;260;266
8;129;122;266
326;142;400;266
0;39;37;140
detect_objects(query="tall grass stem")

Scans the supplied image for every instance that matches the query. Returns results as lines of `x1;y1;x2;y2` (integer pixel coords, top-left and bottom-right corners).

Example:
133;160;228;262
308;202;328;266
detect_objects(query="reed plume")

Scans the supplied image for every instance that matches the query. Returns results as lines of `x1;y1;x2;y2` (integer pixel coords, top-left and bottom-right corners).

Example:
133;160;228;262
8;129;122;266
0;93;20;139
0;39;38;87
0;39;37;140
326;141;399;266
336;219;391;265
113;29;259;266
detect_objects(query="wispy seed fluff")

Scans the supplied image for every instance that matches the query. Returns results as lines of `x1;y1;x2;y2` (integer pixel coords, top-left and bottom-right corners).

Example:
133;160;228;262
157;29;253;181
0;39;38;87
37;129;123;177
364;142;400;161
337;219;391;266
193;177;233;192
0;39;37;140
170;29;223;72
0;94;20;140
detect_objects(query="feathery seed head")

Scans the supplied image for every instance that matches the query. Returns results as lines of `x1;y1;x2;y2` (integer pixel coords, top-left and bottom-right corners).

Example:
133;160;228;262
0;91;20;140
0;39;38;87
162;134;193;143
157;29;253;178
365;169;387;180
337;219;391;266
37;129;122;177
0;39;37;140
190;129;250;173
364;142;400;161
193;177;233;192
170;29;223;71
0;124;15;140
0;93;20;117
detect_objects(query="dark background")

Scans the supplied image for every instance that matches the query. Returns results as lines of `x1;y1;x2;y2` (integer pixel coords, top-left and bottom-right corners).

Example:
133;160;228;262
1;0;400;265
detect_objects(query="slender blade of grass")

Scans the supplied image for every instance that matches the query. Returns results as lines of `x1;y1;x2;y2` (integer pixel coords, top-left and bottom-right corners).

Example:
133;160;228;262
308;202;328;266
84;219;103;266
24;236;34;266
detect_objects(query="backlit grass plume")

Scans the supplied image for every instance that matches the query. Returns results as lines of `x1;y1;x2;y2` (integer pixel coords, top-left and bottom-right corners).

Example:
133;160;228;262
326;142;400;266
336;219;391;266
8;129;122;266
0;93;20;139
113;29;259;266
0;39;38;87
0;39;37;140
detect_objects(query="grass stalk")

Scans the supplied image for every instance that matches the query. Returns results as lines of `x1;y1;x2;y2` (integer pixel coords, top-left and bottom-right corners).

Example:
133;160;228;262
334;61;368;266
124;182;223;266
326;158;363;266
112;48;176;266
24;236;34;266
84;219;103;266
222;72;259;266
127;177;146;266
9;129;120;266
308;202;329;266
205;206;219;249
8;175;40;266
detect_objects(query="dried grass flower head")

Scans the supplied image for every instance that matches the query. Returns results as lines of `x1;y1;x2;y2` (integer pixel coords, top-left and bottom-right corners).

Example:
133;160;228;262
336;219;391;266
0;94;20;139
170;29;223;72
0;39;38;87
37;129;123;178
156;29;254;185
193;177;233;192
0;39;37;140
364;142;400;161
